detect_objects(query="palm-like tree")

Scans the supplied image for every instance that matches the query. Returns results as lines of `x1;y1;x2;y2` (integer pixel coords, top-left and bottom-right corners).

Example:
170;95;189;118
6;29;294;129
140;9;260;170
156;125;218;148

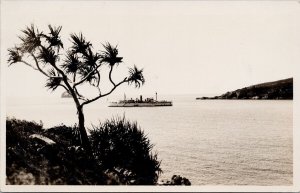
8;24;145;153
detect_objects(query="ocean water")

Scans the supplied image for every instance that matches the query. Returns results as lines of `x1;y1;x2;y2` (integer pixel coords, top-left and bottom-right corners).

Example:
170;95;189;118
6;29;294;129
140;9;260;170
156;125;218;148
6;95;293;185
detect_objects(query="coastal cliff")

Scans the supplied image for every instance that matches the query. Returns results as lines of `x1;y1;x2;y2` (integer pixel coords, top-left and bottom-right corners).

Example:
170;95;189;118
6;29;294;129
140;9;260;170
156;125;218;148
197;78;293;100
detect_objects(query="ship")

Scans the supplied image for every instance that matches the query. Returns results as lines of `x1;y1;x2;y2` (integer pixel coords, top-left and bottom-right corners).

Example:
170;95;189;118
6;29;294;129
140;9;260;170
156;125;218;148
109;92;172;107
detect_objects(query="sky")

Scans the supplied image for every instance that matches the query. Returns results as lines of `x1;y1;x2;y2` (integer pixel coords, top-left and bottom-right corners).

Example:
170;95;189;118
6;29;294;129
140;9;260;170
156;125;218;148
1;1;300;98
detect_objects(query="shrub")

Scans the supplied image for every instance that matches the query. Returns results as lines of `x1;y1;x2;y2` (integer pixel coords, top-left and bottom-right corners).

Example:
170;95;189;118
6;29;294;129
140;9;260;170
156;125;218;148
43;124;81;147
6;118;48;184
6;118;107;185
6;117;162;185
90;116;162;185
162;175;191;185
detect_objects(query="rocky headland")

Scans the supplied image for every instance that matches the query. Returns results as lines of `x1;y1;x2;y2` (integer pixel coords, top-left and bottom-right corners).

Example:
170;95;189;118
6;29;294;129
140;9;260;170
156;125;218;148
197;78;293;100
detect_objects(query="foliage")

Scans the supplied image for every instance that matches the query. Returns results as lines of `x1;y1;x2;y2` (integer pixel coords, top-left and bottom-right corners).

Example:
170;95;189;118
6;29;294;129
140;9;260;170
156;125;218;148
6;117;162;185
90;116;162;185
162;175;191;185
43;124;81;146
6;118;107;185
128;65;145;88
8;24;145;150
8;24;144;94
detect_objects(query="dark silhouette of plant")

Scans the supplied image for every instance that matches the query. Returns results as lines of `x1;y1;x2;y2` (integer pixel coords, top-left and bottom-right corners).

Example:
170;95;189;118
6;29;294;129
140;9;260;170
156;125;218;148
6;118;108;185
8;24;145;152
6;117;161;185
90;116;161;185
162;175;191;185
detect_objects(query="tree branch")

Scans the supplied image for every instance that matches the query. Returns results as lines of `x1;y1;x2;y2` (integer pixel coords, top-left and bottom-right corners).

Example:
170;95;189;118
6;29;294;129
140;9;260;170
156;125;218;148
96;71;101;87
109;66;115;86
91;83;101;95
59;84;69;92
73;64;101;87
30;53;56;78
20;59;60;79
34;44;68;80
20;60;38;70
73;72;76;83
74;87;88;101
81;77;128;106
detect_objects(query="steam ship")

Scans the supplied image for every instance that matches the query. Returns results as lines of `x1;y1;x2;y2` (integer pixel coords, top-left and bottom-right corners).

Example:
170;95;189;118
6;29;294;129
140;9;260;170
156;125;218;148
109;93;172;107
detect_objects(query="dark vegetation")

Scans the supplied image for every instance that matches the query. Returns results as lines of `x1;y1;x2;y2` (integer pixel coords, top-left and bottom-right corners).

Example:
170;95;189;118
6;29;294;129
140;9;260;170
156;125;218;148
90;117;161;184
7;24;191;185
162;175;191;185
6;117;163;185
197;78;293;100
8;24;145;153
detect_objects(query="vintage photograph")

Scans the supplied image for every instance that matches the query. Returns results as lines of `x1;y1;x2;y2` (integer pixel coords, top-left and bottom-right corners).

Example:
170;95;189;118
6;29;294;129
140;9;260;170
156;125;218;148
1;0;299;191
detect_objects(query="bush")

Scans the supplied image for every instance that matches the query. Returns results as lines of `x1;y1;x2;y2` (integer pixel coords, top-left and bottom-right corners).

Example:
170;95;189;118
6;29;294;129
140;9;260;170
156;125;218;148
162;175;191;185
90;116;162;185
6;118;48;184
6;117;162;185
43;124;81;147
6;118;106;185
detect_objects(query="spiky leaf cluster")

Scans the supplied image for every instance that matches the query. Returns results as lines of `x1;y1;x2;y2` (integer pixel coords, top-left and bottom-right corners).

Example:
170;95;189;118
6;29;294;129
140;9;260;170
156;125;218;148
70;33;92;55
67;33;103;85
8;24;146;103
37;46;58;65
18;24;41;53
101;43;123;66
41;25;63;51
7;47;23;65
10;24;61;66
128;66;145;88
45;69;62;91
61;51;81;74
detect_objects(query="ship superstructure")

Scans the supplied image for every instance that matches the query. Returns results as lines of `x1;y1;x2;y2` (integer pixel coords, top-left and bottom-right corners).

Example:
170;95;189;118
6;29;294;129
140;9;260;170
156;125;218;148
109;93;172;107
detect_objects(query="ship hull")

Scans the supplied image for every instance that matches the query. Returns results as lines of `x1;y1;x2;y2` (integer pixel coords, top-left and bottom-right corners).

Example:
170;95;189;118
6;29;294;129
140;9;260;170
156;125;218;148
109;102;172;107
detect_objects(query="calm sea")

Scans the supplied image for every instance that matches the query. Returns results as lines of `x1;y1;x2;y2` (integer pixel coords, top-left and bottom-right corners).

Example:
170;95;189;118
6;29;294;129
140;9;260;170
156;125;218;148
6;95;293;185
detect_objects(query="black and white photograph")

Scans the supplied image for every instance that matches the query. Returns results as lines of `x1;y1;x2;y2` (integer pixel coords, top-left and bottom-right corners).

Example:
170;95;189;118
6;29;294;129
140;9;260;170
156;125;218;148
0;0;299;192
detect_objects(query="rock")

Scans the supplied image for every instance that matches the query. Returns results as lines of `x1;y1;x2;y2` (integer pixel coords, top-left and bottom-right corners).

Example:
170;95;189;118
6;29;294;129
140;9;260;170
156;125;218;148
29;134;56;145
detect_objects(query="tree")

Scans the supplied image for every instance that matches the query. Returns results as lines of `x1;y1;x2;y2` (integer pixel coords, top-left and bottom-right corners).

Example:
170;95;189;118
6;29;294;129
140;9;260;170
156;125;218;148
8;24;145;152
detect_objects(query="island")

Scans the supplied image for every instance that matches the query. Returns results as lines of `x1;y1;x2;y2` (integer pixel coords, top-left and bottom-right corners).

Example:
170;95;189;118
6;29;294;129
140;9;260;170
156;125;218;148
197;78;293;100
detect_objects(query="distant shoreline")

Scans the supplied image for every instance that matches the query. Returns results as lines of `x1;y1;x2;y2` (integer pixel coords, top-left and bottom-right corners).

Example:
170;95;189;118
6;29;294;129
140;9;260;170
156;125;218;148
197;78;293;100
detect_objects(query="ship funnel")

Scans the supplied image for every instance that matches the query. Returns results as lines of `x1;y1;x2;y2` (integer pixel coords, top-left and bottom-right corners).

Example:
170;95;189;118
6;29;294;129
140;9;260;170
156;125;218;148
155;92;157;101
140;95;143;102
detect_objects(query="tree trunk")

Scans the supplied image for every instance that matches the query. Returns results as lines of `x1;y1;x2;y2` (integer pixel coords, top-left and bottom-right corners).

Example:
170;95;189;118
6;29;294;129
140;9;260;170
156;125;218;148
77;106;91;154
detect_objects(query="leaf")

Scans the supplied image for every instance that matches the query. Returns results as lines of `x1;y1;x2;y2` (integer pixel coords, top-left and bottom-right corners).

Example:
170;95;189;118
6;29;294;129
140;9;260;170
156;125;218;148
7;46;22;65
78;64;98;84
101;43;123;66
70;33;92;55
40;25;63;51
37;46;57;65
45;70;63;91
127;65;145;88
83;48;101;67
61;51;81;74
18;24;41;53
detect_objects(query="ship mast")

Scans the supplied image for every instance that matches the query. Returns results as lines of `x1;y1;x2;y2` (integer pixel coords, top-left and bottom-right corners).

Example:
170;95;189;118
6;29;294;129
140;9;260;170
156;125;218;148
155;92;157;101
